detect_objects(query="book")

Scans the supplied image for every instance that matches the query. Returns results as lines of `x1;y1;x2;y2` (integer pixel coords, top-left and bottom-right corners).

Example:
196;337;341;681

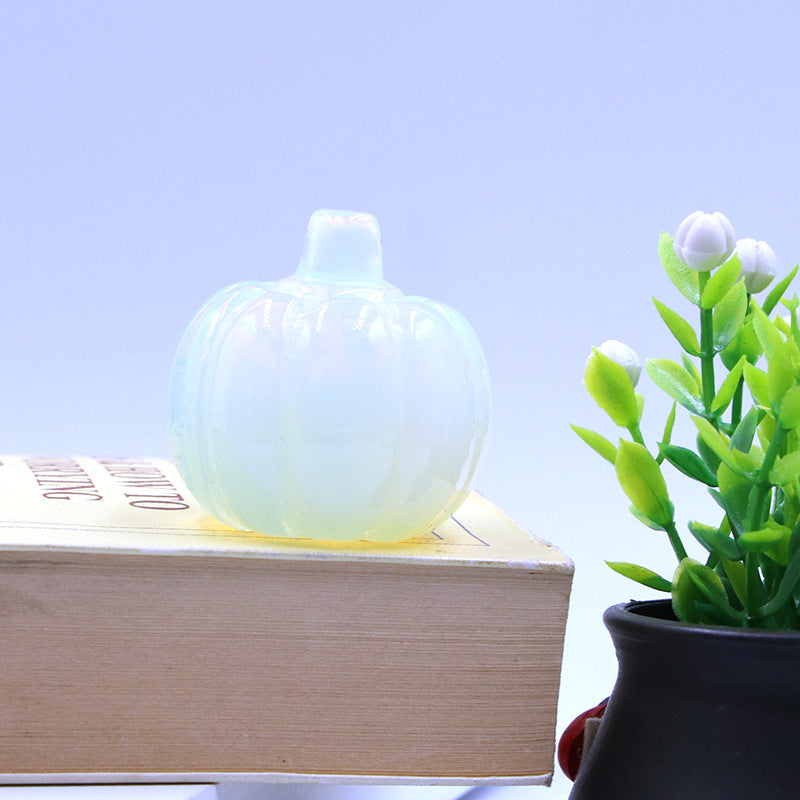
0;456;573;786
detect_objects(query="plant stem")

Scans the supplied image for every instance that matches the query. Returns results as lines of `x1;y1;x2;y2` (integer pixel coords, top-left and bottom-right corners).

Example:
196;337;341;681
747;424;788;532
742;425;788;622
730;378;744;429
697;271;716;418
627;422;646;447
745;552;761;624
664;520;688;562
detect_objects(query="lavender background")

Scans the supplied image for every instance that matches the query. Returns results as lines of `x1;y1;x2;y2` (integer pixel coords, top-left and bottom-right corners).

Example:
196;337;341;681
3;2;800;797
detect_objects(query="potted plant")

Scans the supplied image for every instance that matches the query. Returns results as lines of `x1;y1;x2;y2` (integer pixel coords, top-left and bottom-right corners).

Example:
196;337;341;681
566;211;800;799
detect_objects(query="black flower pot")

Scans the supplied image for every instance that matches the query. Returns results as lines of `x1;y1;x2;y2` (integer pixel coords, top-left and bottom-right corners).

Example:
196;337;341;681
569;599;800;800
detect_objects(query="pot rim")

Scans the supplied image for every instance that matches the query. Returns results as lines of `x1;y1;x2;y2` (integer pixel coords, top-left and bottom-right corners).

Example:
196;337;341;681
605;598;800;643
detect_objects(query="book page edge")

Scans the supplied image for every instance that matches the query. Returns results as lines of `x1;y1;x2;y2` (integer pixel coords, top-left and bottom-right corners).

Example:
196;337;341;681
0;771;553;787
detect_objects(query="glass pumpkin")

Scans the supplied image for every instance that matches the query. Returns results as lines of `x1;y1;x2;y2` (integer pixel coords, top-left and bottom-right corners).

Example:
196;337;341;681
168;209;490;542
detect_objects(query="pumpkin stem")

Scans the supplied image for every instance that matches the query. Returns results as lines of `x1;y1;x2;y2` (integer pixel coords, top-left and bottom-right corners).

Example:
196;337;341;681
295;209;384;285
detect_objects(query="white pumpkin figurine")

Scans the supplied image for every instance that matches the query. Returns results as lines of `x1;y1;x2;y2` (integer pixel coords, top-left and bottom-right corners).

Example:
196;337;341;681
168;209;490;541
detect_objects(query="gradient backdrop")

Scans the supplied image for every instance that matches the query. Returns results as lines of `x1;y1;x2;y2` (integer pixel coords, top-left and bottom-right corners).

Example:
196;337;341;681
3;2;800;798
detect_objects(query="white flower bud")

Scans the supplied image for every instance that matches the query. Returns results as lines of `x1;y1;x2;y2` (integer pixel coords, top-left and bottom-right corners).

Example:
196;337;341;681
597;339;642;387
673;210;736;271
735;237;777;294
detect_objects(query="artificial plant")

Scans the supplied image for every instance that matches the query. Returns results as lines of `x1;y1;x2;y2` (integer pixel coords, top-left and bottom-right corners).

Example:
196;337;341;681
575;210;800;628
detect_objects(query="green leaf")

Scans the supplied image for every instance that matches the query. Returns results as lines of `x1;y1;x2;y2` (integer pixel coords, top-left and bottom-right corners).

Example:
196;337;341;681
730;406;761;454
615;440;674;527
755;520;792;565
751;309;799;409
693;416;758;476
697;434;722;475
779;385;800;429
646;358;705;415
712;280;748;353
790;521;800;561
762;556;780;593
687;521;741;560
783;295;800;349
759;544;800;616
701;254;742;310
757;411;777;451
628;505;665;530
781;294;799;312
659;232;701;305
661;402;677;448
681;353;702;392
771;528;792;566
775;313;792;337
769;360;797;414
720;314;763;369
762;264;798;315
693;599;745;626
743;362;770;408
585;348;641;428
723;559;748;606
672;558;734;625
571;424;618;465
770;450;800;486
653;297;701;355
660;443;719;486
685;565;744;625
752;305;788;362
710;355;747;416
716;462;753;535
739;525;788;554
606;561;673;592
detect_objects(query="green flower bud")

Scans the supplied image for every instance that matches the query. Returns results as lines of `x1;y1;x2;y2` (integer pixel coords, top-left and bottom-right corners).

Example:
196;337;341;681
615;440;674;528
585;344;641;427
597;339;642;387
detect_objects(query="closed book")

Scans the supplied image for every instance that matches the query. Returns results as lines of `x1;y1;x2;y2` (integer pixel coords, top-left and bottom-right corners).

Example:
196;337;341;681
0;455;573;786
